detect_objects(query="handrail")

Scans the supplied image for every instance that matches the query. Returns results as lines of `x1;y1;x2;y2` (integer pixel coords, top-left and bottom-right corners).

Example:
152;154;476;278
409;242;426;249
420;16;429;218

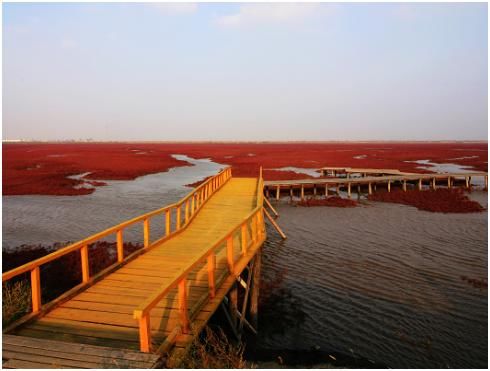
2;166;233;316
133;168;265;352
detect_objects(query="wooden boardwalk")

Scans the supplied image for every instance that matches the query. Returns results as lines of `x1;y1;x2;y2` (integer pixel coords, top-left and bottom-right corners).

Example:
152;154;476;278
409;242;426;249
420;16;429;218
3;168;266;368
265;171;488;199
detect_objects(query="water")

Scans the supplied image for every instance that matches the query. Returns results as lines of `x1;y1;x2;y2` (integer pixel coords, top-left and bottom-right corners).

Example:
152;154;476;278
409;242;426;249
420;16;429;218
2;155;225;249
258;193;487;368
3;157;487;368
269;167;321;178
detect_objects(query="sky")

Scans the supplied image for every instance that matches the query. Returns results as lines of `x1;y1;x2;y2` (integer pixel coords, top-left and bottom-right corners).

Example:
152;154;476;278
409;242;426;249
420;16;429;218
3;2;488;141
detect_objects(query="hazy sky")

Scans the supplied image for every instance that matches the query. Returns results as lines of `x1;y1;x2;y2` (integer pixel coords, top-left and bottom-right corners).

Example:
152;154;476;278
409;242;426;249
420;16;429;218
3;2;488;141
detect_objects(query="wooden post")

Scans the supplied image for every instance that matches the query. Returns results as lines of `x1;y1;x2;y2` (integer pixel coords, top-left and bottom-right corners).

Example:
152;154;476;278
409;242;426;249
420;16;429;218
178;279;189;333
226;236;234;273
300;185;305;200
265;187;270;199
325;184;328;197
250;253;261;330
387;180;391;192
31;267;41;313
347;183;351;198
138;315;152;353
432;178;436;190
374;183;377;191
229;284;238;329
368;182;372;195
357;184;361;197
191;194;195;215
485;175;488;190
165;209;171;235
465;176;469;188
418;179;422;191
290;186;293;199
207;255;216;298
447;176;451;188
241;224;248;254
403;180;407;192
143;218;150;248
276;186;280;200
185;200;189;224
117;230;124;262
469;176;472;189
251;214;257;243
313;185;317;196
81;245;89;283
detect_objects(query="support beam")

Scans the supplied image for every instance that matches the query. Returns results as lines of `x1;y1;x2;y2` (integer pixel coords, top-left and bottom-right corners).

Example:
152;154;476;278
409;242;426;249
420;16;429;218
387;180;391;192
264;197;279;217
264;208;287;239
403;180;407;192
347;183;351;198
368;182;372;195
432;178;436;190
250;253;261;330
418;179;422;191
447;176;452;188
300;185;305;200
325;184;328;197
276;186;280;200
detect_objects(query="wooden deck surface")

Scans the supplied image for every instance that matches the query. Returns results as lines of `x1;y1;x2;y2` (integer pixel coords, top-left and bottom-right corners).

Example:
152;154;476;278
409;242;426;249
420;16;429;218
264;172;487;186
5;177;261;368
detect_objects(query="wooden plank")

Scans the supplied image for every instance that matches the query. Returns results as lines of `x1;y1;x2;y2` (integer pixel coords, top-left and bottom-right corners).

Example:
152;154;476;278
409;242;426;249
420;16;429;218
3;359;71;369
2;343;154;368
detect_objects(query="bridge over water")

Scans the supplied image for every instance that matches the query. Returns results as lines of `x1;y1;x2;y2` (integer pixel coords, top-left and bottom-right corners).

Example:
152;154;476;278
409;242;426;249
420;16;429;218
3;168;268;368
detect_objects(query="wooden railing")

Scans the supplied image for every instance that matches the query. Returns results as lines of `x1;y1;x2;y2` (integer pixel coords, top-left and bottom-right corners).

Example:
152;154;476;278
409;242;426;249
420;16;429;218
133;168;265;352
2;167;233;321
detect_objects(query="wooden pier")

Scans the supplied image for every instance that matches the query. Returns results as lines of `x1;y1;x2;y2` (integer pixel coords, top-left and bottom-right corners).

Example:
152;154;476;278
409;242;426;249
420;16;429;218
265;170;488;200
2;168;267;368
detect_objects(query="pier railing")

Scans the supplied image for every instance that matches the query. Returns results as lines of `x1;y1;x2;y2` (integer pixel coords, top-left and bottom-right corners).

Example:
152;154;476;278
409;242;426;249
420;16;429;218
2;166;232;323
133;168;265;352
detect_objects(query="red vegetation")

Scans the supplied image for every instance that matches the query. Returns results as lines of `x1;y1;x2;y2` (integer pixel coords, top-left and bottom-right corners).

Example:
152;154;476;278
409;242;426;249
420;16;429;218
3;241;143;301
4;142;487;196
367;189;485;213
3;143;188;195
297;196;358;208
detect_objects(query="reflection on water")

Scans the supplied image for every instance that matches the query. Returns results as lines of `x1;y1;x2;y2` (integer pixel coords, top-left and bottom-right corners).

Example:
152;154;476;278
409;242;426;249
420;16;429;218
2;155;225;250
258;193;487;368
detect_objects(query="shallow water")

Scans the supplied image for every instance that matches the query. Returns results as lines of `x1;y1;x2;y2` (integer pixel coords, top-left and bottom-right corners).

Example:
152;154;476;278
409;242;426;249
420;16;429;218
258;193;487;368
3;159;488;368
2;155;225;249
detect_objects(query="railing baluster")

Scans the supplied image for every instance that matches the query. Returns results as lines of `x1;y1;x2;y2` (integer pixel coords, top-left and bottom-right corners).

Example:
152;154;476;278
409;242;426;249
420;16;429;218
165;209;171;236
81;245;90;283
191;194;195;215
185;200;189;224
117;230;124;262
241;224;247;254
31;267;41;313
138;314;152;352
178;278;190;333
251;214;257;243
227;235;234;273
143;218;150;248
207;254;216;298
176;206;181;230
